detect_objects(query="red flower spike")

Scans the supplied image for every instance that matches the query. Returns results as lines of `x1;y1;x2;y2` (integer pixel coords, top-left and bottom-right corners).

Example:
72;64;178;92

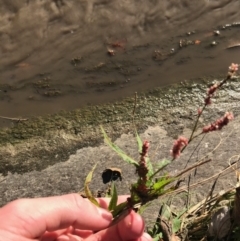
141;141;150;157
202;112;234;133
171;136;188;159
204;96;212;105
207;83;218;96
229;63;239;73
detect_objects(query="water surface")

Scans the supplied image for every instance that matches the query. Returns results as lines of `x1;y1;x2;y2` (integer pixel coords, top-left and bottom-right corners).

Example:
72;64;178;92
0;0;239;121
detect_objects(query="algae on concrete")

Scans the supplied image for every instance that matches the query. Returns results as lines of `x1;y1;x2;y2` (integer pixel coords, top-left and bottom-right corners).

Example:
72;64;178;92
0;76;240;175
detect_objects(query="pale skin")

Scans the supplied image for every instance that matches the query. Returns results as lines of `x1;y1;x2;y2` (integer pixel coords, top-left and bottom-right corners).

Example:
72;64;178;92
0;194;152;241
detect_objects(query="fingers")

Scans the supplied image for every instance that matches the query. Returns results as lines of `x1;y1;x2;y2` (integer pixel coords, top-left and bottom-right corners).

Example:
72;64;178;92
0;194;112;239
86;210;152;241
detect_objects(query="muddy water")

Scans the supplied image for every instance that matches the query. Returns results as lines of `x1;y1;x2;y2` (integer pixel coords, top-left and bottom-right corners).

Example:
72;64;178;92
0;0;240;121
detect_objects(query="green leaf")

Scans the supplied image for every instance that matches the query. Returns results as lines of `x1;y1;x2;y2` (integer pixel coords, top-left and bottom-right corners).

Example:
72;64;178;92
135;130;143;153
172;217;181;233
153;233;162;241
84;163;100;207
146;157;154;178
155;159;171;171
161;204;172;220
138;202;151;215
101;126;139;167
111;201;128;218
108;182;118;211
151;176;175;195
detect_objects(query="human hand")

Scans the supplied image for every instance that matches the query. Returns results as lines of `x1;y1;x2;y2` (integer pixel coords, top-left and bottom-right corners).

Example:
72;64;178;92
0;194;152;241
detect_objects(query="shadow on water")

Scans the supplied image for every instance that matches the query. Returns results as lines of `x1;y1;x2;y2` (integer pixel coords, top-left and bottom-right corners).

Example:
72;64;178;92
0;0;240;123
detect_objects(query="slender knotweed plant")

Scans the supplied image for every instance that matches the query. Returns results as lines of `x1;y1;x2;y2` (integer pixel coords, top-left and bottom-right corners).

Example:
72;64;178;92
82;63;239;238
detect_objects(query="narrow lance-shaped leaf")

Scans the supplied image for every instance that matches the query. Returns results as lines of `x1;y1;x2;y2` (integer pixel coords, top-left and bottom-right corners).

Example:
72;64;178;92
150;175;175;196
108;182;118;211
135;129;143;153
101;126;139;167
84;163;100;207
111;201;128;218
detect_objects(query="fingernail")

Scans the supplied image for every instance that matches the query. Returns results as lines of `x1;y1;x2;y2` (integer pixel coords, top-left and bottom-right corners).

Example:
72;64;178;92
97;207;113;221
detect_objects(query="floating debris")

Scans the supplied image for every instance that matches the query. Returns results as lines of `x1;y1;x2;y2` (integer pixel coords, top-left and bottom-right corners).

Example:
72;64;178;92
186;30;196;36
179;39;200;48
221;22;240;29
107;48;115;56
152;50;168;61
15;62;30;68
195;40;201;45
107;39;127;49
179;39;195;47
71;57;82;66
226;43;240;49
210;41;218;47
213;30;220;36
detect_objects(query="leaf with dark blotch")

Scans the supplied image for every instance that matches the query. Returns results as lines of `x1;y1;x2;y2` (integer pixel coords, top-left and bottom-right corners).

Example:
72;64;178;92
108;182;118;211
101;126;139;167
84;163;100;207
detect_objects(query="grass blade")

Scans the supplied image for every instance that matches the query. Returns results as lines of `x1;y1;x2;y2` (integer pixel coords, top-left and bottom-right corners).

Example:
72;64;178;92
101;126;139;167
84;163;100;207
108;182;118;211
135;129;143;153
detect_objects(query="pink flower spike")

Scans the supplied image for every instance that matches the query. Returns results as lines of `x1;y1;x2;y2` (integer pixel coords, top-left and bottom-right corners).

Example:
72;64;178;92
207;83;218;96
202;112;234;133
141;140;150;157
204;96;212;105
229;63;239;72
171;136;188;159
